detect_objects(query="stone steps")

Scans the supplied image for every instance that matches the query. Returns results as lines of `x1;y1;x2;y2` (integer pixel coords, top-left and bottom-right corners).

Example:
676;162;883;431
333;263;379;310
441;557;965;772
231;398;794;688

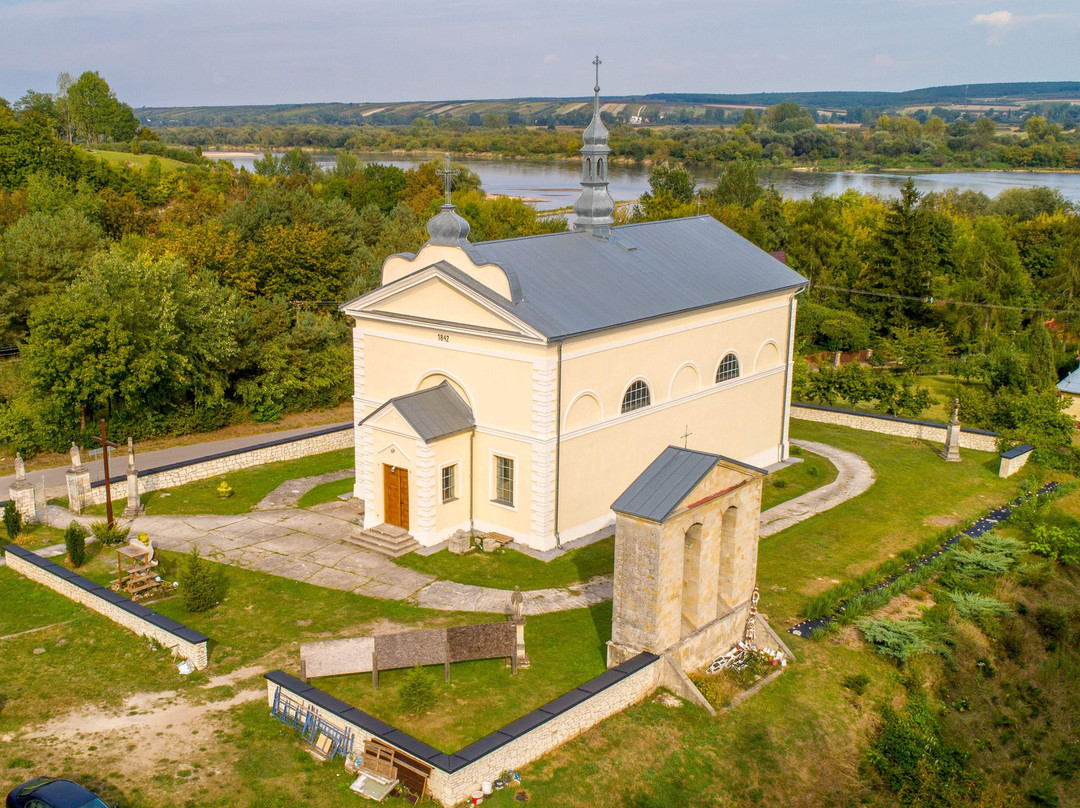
345;523;419;558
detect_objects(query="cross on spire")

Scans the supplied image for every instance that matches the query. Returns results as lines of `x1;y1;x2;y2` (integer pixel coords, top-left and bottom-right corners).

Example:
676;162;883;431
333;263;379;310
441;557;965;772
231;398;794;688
681;425;692;449
593;54;602;93
438;152;454;206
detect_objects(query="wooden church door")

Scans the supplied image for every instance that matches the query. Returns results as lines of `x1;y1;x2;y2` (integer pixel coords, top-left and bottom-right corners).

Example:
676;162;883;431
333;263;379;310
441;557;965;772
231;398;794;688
383;464;410;531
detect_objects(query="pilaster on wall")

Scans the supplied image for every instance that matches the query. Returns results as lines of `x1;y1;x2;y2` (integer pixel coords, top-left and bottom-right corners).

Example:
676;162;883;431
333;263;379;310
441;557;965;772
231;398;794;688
356;425;376;525
353;327;366;400
414;441;438;542
529;359;558;545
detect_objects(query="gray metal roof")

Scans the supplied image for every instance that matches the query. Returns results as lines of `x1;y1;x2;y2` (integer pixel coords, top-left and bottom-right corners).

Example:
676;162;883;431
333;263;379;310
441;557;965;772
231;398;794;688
462;216;807;340
611;446;765;523
1058;365;1080;395
361;382;475;443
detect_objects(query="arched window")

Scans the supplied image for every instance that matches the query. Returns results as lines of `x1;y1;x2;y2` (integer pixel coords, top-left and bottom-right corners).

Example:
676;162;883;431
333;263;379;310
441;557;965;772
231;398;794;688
621;380;651;413
716;353;740;383
596;158;604;179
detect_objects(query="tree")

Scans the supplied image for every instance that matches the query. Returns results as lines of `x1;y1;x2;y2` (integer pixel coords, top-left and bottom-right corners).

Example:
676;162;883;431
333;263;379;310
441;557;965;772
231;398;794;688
64;520;87;567
2;501;21;540
67;71;119;144
712;161;762;207
638;163;696;220
55;72;75;144
885;326;952;375
180;547;220;612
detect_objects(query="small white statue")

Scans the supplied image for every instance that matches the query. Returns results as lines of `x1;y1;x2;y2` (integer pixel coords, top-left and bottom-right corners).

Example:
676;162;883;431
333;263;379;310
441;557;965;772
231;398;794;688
70;442;82;469
14;453;25;481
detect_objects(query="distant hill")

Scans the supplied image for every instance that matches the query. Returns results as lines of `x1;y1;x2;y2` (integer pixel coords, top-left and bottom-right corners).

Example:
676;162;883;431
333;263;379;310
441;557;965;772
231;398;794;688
137;81;1080;128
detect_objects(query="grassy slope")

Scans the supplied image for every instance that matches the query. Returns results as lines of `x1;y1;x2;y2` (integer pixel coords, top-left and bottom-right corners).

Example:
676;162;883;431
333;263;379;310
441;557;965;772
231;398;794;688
760;420;1016;625
761;448;838;511
295;476;354;508
85;149;189;173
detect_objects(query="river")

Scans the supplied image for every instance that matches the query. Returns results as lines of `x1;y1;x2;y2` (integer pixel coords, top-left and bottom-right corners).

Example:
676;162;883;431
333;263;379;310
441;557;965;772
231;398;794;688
208;151;1080;210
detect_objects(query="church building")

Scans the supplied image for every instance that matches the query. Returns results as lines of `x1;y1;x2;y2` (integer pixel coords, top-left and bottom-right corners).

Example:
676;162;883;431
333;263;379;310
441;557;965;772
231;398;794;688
341;68;808;553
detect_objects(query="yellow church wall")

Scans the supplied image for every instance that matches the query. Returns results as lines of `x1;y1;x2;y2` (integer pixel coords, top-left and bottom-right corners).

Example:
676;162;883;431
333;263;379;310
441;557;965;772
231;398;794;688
359;328;545;436
382;244;515;301
470;430;537;541
1062;392;1080;422
557;371;786;542
374;277;519;332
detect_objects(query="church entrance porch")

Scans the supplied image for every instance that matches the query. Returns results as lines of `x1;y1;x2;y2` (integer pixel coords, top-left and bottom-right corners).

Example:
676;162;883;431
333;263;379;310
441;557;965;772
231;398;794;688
383;464;410;531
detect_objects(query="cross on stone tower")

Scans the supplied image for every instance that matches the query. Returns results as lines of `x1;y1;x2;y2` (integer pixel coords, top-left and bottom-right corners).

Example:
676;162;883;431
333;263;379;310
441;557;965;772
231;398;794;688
438;153;454;206
681;425;692;448
593;54;602;93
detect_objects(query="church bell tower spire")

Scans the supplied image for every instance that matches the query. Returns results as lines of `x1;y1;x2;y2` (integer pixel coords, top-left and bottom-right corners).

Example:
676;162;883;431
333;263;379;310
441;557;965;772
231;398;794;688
573;55;615;238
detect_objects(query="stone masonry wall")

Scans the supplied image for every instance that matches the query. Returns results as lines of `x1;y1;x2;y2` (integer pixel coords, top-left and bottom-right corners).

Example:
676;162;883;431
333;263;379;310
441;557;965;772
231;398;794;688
4;546;208;669
86;425;352;507
265;653;660;807
792;404;999;452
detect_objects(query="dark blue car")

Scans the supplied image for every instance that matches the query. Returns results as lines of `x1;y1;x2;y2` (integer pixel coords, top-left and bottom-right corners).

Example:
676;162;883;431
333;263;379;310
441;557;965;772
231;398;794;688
5;779;110;808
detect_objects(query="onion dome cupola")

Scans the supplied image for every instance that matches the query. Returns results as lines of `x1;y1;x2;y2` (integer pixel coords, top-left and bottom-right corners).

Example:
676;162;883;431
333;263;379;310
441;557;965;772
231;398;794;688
425;154;472;247
573;55;616;239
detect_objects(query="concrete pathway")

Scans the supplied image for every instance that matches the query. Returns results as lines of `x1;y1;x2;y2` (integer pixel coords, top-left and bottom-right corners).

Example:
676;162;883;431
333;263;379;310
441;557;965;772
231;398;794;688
21;439;874;614
1;421;352;499
759;439;875;538
254;469;353;510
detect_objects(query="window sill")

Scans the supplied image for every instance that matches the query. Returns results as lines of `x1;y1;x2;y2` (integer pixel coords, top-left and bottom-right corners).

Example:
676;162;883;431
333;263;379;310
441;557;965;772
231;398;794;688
490;499;516;510
441;496;458;505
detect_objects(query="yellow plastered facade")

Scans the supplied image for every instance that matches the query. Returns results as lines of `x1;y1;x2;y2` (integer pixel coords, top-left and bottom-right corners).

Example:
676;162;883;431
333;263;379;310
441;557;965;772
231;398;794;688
343;241;799;551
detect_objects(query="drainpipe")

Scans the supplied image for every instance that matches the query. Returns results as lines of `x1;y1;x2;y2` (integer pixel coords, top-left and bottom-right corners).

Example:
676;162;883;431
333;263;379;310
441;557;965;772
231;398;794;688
554;340;564;548
468;430;475;535
780;289;805;463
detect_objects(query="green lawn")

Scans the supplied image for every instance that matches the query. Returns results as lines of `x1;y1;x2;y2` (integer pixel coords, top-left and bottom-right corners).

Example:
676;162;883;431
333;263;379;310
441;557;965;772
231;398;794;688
760;447;838;510
78;449;353;517
395;536;615;590
319;604;611;751
759;420;1019;625
5;522;66;551
296;476;354;509
83;148;190;173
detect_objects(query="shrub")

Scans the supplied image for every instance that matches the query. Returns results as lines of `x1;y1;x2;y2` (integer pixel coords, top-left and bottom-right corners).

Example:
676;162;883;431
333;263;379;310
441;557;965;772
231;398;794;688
89;520;130;546
1033;606;1068;649
842;673;871;695
179;548;220;612
858;618;927;664
772;478;789;489
947;591;1012;626
398;666;438;716
1029;525;1080;565
2;502;22;540
63;521;88;568
688;673;738;709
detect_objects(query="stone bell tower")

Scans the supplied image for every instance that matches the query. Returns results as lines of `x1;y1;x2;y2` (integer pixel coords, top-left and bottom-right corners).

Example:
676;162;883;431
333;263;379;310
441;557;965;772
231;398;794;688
573;55;615;239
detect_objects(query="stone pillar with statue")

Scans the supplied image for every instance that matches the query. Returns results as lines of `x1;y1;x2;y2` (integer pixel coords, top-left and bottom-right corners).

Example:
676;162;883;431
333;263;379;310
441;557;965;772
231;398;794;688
121;436;144;518
7;453;37;524
941;397;962;462
65;442;92;514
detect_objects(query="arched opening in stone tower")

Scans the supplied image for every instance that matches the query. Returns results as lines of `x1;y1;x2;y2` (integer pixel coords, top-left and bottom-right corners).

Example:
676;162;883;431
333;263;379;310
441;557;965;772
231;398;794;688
718;506;739;611
681;522;704;636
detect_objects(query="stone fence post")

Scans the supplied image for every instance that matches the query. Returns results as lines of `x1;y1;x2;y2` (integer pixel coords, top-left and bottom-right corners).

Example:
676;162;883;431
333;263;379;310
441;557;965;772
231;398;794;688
8;453;37;524
65;442;92;514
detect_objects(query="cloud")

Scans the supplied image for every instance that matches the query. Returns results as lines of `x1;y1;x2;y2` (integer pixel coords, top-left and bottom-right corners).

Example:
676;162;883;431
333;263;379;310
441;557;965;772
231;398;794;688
971;9;1014;44
872;53;896;68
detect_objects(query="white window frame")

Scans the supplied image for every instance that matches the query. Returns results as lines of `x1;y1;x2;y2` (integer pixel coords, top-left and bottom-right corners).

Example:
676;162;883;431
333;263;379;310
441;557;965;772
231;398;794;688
715;352;741;383
440;462;458;504
490;451;518;510
620;378;652;414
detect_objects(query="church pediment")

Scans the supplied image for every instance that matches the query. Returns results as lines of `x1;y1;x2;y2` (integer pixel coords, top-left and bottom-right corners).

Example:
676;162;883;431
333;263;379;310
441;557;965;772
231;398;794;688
342;264;542;340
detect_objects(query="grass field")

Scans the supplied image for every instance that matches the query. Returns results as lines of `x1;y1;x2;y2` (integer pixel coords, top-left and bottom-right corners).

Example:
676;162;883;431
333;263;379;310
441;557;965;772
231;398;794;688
0;422;1043;808
760;447;838;511
83;148;190;173
395;536;615;590
76;448;353;517
295;476;354;509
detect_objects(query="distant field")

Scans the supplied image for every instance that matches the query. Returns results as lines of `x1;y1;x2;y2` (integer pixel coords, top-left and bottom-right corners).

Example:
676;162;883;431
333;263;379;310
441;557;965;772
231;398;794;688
83;149;190;173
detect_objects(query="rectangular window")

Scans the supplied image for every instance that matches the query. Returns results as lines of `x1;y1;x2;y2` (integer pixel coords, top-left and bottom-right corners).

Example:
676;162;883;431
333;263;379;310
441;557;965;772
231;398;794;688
494;455;514;507
441;464;456;503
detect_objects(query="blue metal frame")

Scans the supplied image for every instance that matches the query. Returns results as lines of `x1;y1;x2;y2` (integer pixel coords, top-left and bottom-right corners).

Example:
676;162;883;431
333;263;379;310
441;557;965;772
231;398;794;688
270;687;354;760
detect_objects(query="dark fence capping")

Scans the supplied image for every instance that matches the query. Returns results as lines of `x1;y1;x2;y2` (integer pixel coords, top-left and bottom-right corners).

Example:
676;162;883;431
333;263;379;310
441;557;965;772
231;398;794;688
498;709;553;739
792;402;1000;436
382;729;442;763
613;651;660;676
90;423;352;490
575;668;627;695
453;731;515;763
539;688;591;716
1001;443;1035;460
266;670;312;694
338;708;395;737
305;689;354;717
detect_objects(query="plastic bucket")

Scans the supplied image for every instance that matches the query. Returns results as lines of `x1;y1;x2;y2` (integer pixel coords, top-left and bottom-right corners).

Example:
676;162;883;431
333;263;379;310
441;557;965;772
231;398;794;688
470;792;484;805
482;782;493;795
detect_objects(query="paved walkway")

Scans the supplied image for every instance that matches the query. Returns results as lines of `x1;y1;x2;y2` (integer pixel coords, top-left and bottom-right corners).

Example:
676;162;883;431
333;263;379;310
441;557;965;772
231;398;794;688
759;439;875;537
24;440;873;615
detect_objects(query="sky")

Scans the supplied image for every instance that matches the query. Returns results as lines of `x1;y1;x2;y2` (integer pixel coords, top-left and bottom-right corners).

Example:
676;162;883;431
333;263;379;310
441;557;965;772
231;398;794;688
0;0;1077;108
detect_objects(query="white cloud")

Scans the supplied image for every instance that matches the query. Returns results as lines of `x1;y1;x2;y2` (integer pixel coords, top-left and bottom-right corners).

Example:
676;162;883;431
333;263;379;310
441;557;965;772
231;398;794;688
872;53;896;67
971;9;1014;44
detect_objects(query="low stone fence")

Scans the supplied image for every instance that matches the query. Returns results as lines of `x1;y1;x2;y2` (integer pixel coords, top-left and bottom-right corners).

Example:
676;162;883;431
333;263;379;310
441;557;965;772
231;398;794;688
85;423;352;508
265;651;660;806
3;544;209;669
791;403;999;452
999;444;1035;478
